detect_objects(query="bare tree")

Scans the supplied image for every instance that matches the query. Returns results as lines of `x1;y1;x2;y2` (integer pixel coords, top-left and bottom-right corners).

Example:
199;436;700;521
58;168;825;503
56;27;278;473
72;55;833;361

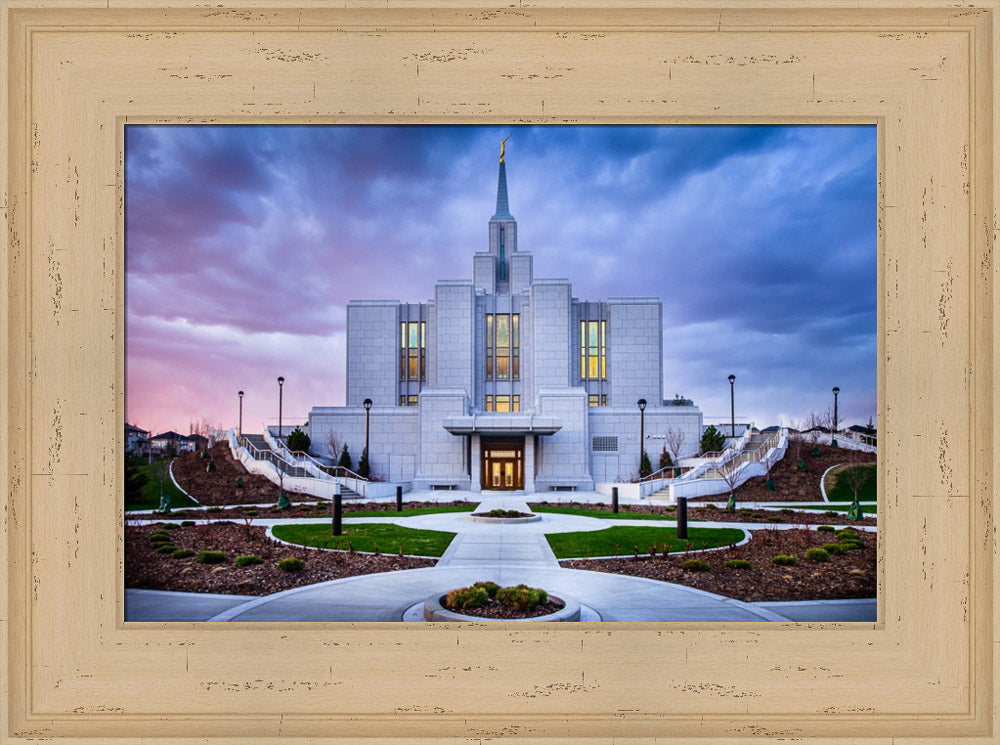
663;424;687;465
839;447;875;504
150;457;172;512
325;430;341;460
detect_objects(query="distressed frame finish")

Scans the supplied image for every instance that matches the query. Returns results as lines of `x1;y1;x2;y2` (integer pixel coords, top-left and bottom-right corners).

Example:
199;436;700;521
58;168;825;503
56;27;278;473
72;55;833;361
2;2;997;742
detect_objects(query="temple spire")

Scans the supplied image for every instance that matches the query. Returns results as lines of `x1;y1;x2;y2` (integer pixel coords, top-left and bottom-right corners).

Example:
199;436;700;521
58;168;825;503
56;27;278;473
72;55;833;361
493;138;513;219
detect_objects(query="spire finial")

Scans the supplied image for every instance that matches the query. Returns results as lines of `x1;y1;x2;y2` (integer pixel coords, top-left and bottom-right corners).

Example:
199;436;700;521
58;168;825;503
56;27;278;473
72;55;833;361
500;135;510;163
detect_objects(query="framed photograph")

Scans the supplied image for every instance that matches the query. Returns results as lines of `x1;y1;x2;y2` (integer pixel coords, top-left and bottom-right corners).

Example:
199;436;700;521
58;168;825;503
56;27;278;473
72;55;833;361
3;2;997;742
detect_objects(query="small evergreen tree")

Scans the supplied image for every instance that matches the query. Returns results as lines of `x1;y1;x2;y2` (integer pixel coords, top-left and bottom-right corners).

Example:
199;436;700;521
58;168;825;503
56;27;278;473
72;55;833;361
124;455;149;504
700;425;726;453
639;449;652;478
358;447;370;479
337;443;353;471
286;426;311;453
658;445;673;470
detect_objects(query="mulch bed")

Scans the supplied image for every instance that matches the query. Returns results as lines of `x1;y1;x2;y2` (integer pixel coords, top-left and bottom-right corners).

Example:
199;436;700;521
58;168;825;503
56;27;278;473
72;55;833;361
127;500;475;521
126;522;435;596
170;444;322;506
444;597;566;619
530;502;875;526
560;527;876;602
690;441;877;503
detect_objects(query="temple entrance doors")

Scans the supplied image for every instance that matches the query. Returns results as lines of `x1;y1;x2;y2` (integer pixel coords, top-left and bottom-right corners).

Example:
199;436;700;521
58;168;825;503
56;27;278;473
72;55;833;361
481;439;524;490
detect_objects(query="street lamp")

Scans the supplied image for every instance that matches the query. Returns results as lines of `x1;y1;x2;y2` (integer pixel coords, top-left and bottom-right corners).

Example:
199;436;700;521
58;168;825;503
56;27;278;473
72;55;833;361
363;398;373;476
237;390;244;437
277;376;285;440
832;386;840;445
637;398;647;474
728;374;736;438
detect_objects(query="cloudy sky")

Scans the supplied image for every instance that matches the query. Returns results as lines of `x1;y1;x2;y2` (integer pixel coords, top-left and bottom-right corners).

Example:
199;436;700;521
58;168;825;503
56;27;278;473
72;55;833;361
125;124;876;437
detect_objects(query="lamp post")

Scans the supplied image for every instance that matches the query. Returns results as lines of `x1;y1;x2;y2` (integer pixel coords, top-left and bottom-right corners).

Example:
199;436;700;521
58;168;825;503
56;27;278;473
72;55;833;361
277;376;285;441
237;390;244;437
832;386;840;446
363;398;373;476
728;374;736;438
637;398;647;474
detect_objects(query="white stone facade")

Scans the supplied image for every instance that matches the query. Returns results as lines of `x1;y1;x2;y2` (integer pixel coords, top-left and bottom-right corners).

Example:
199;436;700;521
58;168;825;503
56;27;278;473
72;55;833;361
308;156;703;492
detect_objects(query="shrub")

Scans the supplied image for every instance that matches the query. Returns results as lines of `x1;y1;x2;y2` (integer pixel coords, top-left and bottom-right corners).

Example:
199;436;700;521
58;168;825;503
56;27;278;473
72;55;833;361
772;555;797;566
725;559;751;569
472;581;500;599
639;449;653;478
171;548;195;559
197;550;227;564
823;543;846;555
780;508;795;515
700;425;726;453
181;520;195;527
357;447;370;479
836;529;860;540
156;544;177;554
235;554;264;567
682;559;710;572
704;503;718;510
496;584;548;612
206;506;222;513
825;510;839;517
277;557;304;572
337;443;353;470
739;508;754;515
752;512;766;518
664;504;676;512
658;446;673;470
149;531;172;543
162;522;180;529
445;585;489;610
841;540;866;551
805;548;830;562
286;426;311;453
817;525;835;532
767;516;782;523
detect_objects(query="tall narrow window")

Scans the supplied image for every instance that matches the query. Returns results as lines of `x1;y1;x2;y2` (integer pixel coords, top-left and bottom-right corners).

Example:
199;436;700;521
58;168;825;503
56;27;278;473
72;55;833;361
399;320;426;383
485;313;519;380
485;395;494;412
580;317;607;382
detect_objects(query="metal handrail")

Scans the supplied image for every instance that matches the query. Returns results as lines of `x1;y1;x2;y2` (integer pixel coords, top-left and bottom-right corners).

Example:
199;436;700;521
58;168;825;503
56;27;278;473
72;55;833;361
268;432;371;483
712;430;781;480
637;463;695;483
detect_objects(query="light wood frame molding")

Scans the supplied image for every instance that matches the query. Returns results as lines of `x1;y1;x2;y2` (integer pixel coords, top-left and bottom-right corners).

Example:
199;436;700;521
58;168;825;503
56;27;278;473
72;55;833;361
2;2;998;742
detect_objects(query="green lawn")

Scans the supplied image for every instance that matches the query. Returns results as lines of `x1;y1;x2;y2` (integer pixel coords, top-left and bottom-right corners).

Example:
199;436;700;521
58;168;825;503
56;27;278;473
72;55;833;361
546;525;746;559
271;523;456;557
126;458;198;511
531;505;676;521
344;504;475;518
825;463;877;502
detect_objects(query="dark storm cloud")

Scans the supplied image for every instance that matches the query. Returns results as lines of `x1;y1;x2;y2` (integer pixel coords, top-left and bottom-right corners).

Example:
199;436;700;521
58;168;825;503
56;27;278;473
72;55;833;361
126;124;876;434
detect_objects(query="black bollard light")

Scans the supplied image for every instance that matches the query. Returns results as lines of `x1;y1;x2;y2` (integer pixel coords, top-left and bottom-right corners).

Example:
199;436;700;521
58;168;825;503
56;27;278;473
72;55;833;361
677;497;688;540
332;491;343;536
611;486;619;514
396;485;403;512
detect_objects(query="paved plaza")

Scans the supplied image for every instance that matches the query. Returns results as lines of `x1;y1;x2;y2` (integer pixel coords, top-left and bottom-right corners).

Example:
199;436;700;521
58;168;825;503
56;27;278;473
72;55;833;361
125;490;877;623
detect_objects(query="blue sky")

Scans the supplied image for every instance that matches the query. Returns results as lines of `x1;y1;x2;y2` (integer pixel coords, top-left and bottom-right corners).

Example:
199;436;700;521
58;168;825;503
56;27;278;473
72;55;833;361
126;124;877;435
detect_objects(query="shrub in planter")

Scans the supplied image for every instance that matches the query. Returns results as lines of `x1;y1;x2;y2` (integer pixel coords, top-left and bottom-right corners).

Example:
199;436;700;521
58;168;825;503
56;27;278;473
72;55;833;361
235;554;264;567
836;529;861;540
772;554;797;566
162;522;180;529
286;426;311;453
472;581;500;599
197;550;227;564
181;520;195;527
156;544;177;554
823;543;846;555
206;506;222;513
840;540;866;551
725;559;752;569
780;508;795;515
825;510;839;517
171;548;196;559
277;557;304;572
682;559;710;572
766;516;783;523
149;531;172;544
496;584;548;612
817;525;835;532
445;585;489;611
805;547;830;562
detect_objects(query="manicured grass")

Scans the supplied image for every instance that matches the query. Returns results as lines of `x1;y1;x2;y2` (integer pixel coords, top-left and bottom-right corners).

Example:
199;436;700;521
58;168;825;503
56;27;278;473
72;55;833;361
545;525;745;559
824;463;877;502
776;503;877;512
271;523;456;557
126;458;198;511
531;505;676;521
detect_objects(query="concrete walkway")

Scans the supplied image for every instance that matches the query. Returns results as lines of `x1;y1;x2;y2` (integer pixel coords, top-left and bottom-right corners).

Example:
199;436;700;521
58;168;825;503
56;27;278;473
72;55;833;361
126;491;877;623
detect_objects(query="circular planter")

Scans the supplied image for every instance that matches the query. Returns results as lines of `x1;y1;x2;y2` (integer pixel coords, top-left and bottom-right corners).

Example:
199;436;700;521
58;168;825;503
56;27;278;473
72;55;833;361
466;512;542;524
423;593;581;622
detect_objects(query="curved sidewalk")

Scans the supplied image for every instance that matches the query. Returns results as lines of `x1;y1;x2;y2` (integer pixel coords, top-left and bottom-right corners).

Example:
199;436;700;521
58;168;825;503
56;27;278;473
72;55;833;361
126;492;877;623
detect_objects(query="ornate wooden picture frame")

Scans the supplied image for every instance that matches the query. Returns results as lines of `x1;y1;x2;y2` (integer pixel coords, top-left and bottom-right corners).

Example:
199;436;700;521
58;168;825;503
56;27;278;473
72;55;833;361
2;2;997;742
